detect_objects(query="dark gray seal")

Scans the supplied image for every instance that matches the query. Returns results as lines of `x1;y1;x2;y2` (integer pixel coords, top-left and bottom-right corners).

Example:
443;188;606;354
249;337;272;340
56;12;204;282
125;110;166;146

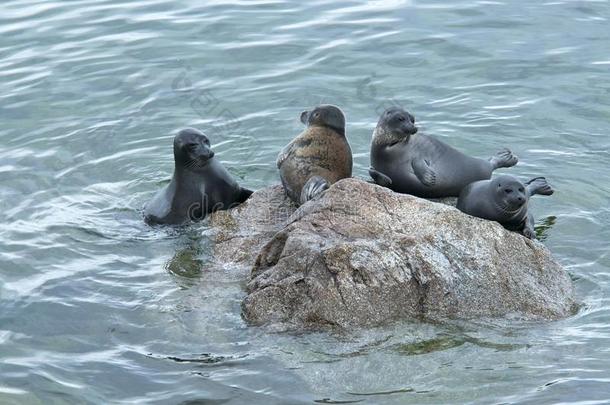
277;105;352;205
369;107;519;198
144;128;253;225
456;175;554;239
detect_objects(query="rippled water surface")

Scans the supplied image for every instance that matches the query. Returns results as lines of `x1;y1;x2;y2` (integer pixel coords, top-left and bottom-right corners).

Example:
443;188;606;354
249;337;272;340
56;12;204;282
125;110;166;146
1;0;610;403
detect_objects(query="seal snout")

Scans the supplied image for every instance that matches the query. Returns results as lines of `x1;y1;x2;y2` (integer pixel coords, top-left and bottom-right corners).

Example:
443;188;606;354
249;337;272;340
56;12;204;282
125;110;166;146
510;195;525;207
403;122;418;136
300;110;309;125
190;143;215;161
195;146;215;163
504;188;526;209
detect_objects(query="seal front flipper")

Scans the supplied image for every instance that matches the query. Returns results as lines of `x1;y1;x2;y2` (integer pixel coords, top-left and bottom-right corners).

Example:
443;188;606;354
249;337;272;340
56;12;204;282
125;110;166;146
411;158;436;187
237;187;253;203
489;148;519;169
299;175;329;205
276;150;288;168
369;168;392;187
277;141;297;168
525;177;554;197
522;212;537;239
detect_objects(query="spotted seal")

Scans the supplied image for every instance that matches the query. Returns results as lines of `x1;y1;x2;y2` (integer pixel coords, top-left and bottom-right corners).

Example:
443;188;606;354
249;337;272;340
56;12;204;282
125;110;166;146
277;105;352;205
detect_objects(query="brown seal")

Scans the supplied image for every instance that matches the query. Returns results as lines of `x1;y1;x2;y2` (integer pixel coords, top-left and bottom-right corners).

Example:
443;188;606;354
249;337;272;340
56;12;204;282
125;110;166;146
277;105;352;205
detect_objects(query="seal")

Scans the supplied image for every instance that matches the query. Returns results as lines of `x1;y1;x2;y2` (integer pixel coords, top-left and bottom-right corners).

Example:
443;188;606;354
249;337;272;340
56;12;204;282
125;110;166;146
277;105;352;205
369;107;519;198
456;175;554;239
144;128;253;225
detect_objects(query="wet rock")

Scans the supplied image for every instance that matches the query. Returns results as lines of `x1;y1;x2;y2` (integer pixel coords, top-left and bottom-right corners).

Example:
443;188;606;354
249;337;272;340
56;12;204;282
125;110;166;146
240;178;576;329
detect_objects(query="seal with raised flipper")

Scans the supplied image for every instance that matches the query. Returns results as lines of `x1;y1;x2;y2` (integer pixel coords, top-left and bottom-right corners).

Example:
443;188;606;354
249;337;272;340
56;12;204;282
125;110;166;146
369;107;519;198
277;105;352;205
144;128;253;225
456;175;554;239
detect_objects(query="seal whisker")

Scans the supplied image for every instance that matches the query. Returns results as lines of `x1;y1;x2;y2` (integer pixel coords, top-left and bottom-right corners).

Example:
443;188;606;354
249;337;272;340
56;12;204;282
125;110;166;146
185;158;202;170
492;199;522;215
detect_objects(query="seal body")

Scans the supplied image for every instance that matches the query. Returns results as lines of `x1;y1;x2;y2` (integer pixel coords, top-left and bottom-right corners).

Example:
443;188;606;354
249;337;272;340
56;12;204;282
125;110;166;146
145;128;252;225
277;105;352;205
369;107;518;198
456;175;554;239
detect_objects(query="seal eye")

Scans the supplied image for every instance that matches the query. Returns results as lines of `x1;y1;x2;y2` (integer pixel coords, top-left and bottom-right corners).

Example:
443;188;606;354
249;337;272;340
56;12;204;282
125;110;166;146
313;112;320;118
519;187;524;192
410;116;415;124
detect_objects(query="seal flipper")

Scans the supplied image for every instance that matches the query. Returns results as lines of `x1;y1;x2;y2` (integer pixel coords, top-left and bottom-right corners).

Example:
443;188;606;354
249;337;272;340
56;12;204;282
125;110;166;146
299;175;329;205
237;187;253;204
522;212;536;239
411;159;436;187
369;168;392;187
489;148;518;169
276;151;288;169
276;141;297;169
525;177;553;197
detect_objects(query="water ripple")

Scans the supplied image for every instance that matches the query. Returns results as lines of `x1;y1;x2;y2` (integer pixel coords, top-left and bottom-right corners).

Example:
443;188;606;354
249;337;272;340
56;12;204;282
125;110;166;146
1;0;609;403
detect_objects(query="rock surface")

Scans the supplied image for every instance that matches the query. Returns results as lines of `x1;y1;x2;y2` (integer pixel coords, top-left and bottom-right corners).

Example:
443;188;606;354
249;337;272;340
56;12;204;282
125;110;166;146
209;185;297;267
237;178;576;329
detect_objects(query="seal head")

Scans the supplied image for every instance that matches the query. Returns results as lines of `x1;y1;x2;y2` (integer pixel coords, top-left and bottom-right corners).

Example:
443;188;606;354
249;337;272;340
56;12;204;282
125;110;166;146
173;128;215;171
374;107;418;145
300;104;346;136
491;175;527;215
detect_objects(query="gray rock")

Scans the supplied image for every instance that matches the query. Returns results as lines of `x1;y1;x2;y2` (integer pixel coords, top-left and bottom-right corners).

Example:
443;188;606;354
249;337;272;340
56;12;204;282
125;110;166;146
240;178;576;329
208;185;297;267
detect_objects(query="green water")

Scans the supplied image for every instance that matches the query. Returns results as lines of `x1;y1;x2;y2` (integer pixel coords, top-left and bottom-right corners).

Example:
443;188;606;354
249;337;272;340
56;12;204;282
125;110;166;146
1;0;609;403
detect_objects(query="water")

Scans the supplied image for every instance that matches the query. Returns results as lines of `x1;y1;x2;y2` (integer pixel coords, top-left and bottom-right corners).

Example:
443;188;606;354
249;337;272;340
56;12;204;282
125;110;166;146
1;0;609;403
